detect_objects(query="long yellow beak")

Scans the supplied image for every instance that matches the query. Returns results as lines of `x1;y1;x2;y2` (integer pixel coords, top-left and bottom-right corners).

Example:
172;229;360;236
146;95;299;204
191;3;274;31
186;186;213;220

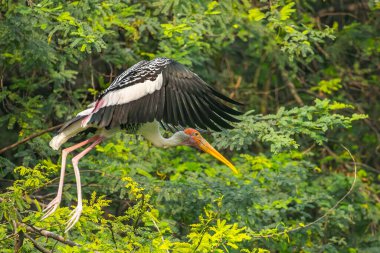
196;137;239;174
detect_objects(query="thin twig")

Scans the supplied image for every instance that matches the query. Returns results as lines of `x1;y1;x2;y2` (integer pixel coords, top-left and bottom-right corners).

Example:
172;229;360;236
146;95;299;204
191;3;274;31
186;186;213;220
13;221;24;253
24;224;79;247
0;233;16;242
0;124;63;154
282;72;304;106
24;233;51;253
108;224;118;249
318;12;358;18
193;217;215;253
253;145;357;238
148;213;169;253
260;78;271;114
90;56;96;101
316;2;367;18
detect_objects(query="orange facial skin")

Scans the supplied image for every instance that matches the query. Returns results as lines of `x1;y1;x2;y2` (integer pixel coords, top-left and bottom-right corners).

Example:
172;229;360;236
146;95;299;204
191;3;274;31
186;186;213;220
184;128;238;174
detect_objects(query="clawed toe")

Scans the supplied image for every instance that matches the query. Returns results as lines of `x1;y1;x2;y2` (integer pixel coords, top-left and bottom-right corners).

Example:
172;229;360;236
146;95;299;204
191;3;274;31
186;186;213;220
41;197;61;220
65;205;82;232
41;197;83;232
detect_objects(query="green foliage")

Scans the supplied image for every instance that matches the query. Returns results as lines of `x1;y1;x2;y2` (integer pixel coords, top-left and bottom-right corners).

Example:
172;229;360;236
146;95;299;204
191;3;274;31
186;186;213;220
311;78;343;95
1;0;379;252
249;2;335;61
213;99;367;152
174;204;251;252
2;145;378;252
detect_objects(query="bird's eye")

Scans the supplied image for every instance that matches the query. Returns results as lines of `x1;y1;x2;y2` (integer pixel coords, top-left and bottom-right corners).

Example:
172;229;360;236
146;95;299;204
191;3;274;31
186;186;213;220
193;132;200;137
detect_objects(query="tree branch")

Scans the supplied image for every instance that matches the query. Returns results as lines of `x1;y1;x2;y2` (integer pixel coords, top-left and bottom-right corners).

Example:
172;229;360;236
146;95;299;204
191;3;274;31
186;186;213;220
282;72;304;106
316;2;368;18
24;233;51;253
0;124;63;154
13;221;24;253
24;224;79;247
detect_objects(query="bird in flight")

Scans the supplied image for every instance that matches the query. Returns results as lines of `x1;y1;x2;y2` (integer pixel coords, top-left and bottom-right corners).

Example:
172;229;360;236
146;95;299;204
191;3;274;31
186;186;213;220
43;57;242;232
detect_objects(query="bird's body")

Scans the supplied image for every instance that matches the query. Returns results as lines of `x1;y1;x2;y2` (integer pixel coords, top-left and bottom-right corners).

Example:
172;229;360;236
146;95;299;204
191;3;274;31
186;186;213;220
44;57;242;232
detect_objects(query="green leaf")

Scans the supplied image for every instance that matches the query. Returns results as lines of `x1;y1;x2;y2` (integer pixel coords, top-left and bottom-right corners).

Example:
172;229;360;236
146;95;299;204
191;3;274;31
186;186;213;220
279;2;296;21
248;8;265;21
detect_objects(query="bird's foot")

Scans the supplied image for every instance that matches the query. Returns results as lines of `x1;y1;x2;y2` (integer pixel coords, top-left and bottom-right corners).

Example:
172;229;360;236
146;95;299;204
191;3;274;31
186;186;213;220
41;196;61;220
65;204;82;232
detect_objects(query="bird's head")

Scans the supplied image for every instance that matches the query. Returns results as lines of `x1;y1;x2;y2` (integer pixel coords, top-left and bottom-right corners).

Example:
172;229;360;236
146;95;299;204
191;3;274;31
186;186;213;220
181;128;238;174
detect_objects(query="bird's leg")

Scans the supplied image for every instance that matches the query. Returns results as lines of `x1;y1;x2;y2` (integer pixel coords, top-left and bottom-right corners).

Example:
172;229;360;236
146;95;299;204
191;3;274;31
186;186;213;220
65;136;104;232
42;135;100;219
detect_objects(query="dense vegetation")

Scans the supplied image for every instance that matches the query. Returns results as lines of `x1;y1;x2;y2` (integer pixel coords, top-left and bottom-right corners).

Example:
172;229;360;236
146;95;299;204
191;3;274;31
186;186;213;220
1;0;379;252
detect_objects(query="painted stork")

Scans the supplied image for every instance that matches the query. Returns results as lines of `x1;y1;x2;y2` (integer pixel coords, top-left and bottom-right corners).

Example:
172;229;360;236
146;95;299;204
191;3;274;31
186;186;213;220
43;57;242;232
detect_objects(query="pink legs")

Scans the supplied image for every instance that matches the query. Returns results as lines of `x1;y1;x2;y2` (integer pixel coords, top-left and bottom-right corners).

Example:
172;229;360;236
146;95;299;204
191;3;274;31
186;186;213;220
65;136;103;232
42;135;103;232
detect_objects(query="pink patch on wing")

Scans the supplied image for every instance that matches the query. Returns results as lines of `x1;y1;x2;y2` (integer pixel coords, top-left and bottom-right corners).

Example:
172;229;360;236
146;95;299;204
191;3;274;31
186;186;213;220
81;115;91;127
93;99;105;113
81;99;105;127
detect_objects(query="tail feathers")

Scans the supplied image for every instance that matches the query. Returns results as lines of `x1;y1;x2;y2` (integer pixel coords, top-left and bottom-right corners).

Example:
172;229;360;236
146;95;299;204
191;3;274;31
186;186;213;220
50;114;91;150
49;133;68;150
58;106;94;133
58;115;87;133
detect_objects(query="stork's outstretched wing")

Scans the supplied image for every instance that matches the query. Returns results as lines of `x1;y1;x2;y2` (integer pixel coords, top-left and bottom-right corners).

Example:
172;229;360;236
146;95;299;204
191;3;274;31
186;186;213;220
84;58;242;131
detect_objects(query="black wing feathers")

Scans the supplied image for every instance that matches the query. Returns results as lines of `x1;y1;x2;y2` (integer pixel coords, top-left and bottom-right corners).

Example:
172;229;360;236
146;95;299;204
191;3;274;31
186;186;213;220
161;61;241;131
83;58;242;131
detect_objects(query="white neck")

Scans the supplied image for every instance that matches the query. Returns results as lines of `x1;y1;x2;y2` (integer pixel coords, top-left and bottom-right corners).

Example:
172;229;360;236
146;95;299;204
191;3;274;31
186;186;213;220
138;121;187;148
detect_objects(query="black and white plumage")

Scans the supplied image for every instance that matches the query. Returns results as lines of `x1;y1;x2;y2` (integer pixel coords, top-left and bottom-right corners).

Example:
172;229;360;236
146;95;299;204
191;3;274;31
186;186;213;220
56;58;241;139
45;57;242;232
